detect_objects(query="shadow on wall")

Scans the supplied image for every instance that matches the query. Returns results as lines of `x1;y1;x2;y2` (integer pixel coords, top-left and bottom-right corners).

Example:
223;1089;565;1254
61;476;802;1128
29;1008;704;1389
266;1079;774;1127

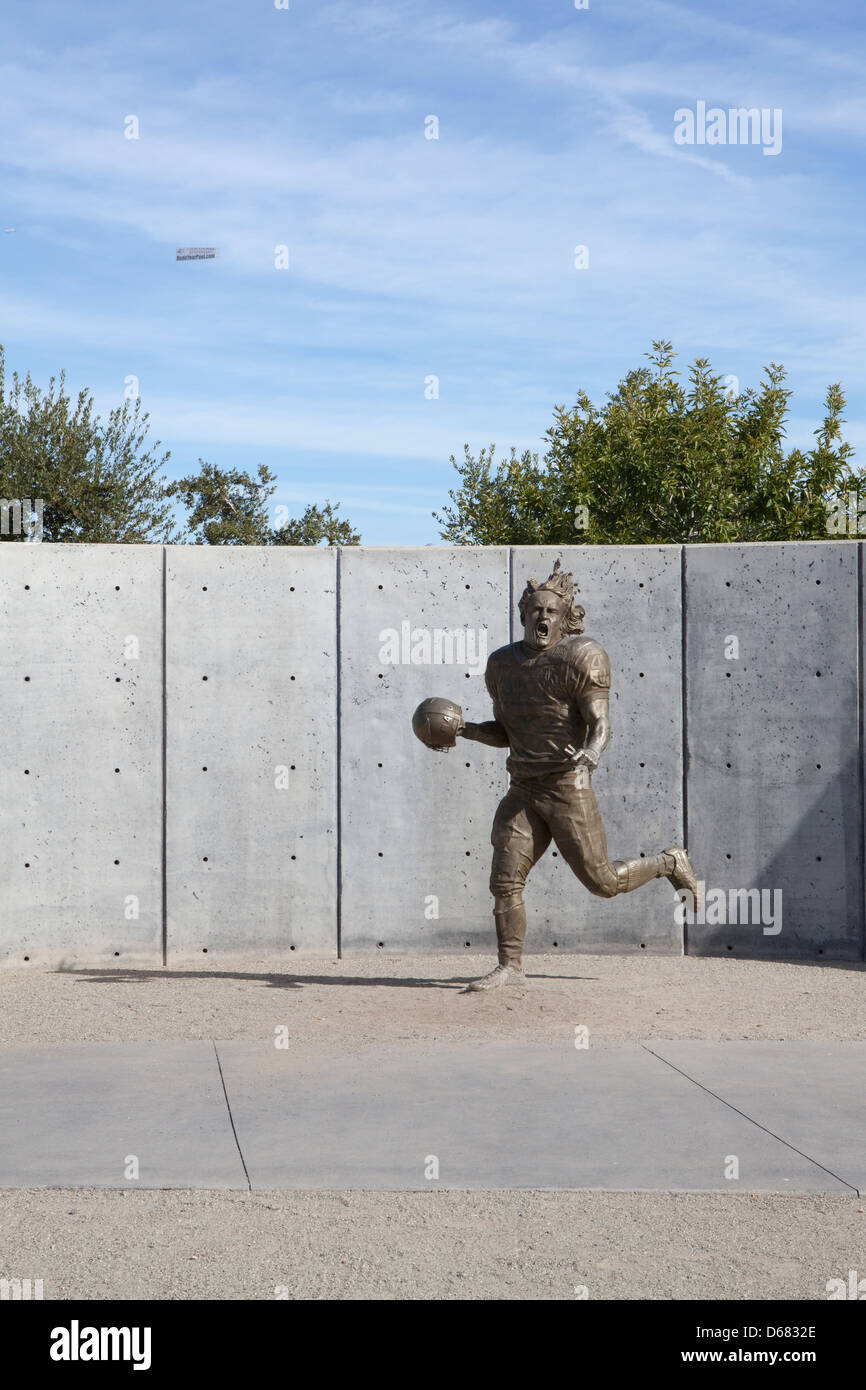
686;752;863;963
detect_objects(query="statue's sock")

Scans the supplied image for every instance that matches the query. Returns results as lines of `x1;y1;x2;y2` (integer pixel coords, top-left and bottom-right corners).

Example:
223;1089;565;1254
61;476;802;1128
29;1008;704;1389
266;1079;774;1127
494;903;526;967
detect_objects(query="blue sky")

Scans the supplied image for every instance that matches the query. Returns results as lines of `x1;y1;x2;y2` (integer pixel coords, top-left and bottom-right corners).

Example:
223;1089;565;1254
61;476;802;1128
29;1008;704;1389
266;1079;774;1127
1;0;864;543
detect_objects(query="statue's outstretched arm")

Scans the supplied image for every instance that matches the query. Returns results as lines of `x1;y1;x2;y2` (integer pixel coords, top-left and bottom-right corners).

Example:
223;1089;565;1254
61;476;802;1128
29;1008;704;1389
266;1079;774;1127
460;718;510;748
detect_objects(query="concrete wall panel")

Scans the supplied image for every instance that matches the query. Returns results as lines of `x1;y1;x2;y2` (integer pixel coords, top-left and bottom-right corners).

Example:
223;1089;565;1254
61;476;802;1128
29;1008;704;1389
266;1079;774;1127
339;547;511;951
510;546;684;953
0;544;163;966
165;547;337;956
685;543;861;960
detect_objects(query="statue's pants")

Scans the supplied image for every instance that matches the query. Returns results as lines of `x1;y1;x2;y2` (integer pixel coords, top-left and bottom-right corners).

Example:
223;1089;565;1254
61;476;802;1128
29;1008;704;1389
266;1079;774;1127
488;771;669;965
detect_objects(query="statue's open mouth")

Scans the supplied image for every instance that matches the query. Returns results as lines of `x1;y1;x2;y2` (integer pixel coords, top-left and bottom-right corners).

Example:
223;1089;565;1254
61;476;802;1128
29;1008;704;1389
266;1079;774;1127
536;621;549;639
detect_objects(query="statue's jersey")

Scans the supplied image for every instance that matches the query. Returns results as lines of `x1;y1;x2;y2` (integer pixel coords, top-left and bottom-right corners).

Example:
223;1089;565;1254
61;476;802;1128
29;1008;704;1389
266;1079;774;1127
485;635;611;782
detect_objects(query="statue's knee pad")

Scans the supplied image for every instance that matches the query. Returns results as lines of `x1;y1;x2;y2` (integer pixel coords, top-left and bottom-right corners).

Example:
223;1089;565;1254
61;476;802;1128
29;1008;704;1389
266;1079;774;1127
582;859;622;899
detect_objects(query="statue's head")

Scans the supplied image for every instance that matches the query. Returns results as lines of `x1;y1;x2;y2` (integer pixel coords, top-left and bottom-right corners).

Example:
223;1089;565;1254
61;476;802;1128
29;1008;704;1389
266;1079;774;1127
519;559;585;651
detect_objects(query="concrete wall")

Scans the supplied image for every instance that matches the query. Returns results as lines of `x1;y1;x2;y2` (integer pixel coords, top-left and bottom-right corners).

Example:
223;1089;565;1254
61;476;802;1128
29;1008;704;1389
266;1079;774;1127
1;543;863;964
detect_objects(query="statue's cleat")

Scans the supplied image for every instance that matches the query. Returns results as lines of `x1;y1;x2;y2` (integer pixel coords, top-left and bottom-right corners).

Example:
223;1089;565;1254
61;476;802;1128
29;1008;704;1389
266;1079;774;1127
663;846;701;913
466;963;526;992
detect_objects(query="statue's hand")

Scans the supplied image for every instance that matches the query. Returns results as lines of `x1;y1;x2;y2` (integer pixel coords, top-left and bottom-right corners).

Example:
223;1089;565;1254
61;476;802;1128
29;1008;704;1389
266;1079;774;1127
431;716;463;752
565;743;598;771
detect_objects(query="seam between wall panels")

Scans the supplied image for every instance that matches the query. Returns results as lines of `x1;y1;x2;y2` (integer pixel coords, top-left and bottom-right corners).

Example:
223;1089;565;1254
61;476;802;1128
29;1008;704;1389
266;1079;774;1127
161;545;167;967
508;547;514;643
859;543;865;961
336;547;343;959
680;545;688;957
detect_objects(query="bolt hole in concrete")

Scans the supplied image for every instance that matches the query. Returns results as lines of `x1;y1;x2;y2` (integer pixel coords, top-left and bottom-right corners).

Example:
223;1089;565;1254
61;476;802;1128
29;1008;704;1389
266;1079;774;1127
114;952;119;957
726;853;732;859
202;949;208;954
290;675;295;681
816;671;822;677
115;768;120;773
817;856;822;861
24;584;29;589
24;769;29;774
24;863;30;868
377;942;384;948
202;586;207;591
202;675;208;681
23;956;29;961
378;852;383;858
378;584;383;590
115;586;120;591
640;943;646;949
291;855;296;861
203;857;208;862
114;860;119;865
202;766;207;772
24;676;30;681
290;945;295;951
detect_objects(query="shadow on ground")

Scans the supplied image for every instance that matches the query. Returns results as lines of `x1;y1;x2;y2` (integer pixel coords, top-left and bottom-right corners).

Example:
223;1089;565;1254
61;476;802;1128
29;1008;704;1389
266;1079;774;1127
56;969;600;990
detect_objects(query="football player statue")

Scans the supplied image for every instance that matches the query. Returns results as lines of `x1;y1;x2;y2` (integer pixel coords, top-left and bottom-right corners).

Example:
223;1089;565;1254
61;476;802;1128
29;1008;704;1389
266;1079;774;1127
412;560;698;991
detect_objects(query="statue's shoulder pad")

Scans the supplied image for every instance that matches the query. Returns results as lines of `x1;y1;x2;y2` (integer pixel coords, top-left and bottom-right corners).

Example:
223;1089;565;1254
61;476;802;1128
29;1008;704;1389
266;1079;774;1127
487;641;519;666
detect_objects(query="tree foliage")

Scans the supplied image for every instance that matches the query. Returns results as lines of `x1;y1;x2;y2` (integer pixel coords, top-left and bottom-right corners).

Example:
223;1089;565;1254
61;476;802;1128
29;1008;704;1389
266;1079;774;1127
0;347;360;546
0;345;177;543
271;499;361;546
435;342;862;545
167;461;277;545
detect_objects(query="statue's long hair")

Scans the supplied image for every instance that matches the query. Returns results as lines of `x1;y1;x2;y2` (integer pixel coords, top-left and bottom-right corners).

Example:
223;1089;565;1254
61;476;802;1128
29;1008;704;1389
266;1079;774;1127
518;559;585;635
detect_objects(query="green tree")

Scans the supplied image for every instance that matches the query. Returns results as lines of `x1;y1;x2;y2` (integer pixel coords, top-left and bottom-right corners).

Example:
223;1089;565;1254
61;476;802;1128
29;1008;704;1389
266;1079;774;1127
167;461;278;545
271;499;360;546
169;461;361;546
0;345;177;543
435;342;862;544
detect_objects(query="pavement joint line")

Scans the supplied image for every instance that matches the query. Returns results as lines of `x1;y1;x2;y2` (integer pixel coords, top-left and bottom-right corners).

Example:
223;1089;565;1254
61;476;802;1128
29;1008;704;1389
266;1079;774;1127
212;1040;251;1191
640;1043;860;1195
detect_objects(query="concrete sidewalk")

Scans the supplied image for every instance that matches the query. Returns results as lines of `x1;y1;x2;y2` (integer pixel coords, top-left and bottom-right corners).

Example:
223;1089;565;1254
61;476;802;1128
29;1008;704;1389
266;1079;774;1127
0;1039;863;1193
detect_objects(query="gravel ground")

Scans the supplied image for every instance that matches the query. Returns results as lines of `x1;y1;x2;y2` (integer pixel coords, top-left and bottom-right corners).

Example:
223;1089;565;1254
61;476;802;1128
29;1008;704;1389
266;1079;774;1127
0;950;863;1051
2;1189;864;1301
1;952;863;1301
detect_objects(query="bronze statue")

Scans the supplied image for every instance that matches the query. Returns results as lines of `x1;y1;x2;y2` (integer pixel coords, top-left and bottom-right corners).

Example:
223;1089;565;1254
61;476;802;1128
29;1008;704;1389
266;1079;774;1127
413;560;698;989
